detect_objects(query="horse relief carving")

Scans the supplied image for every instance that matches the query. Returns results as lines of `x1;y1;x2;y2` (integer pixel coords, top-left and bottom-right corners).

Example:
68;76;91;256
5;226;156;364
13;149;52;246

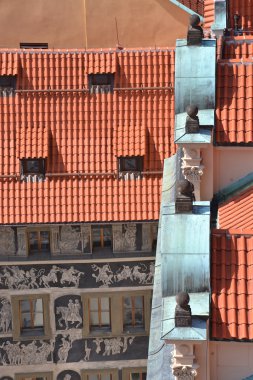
56;298;83;330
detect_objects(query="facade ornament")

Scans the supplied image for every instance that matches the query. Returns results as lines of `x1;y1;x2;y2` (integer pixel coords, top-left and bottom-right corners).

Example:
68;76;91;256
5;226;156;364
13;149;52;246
91;264;114;287
175;292;192;327
50;226;60;255
56;298;82;329
185;105;200;133
123;224;137;251
59;226;82;254
0;227;15;255
0;298;12;333
173;366;197;380
17;227;28;256
187;14;204;45
181;147;204;201
83;341;91;361
92;336;135;357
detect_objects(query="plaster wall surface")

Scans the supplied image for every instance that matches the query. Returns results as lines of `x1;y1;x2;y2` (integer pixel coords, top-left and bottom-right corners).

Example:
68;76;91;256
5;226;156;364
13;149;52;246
0;0;85;48
210;341;253;380
213;147;253;193
0;0;189;48
85;0;189;48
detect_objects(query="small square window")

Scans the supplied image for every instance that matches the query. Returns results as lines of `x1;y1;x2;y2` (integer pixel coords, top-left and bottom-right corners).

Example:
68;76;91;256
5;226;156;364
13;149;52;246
12;294;51;341
118;156;143;173
0;75;16;96
21;159;46;176
123;296;144;332
88;74;114;94
92;225;112;250
28;230;50;255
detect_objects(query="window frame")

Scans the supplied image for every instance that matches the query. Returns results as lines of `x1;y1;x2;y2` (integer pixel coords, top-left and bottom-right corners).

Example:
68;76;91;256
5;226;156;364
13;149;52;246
12;294;51;341
27;228;51;255
0;75;16;96
118;156;143;173
92;225;112;250
89;296;111;331
81;369;118;380
20;43;49;49
20;158;46;177
88;73;114;94
123;295;145;332
82;290;151;338
15;373;53;380
122;368;147;380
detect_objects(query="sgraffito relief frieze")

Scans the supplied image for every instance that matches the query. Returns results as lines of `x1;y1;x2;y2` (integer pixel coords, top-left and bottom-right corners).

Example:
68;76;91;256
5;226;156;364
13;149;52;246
0;335;148;365
55;296;83;331
0;262;154;289
0;227;16;256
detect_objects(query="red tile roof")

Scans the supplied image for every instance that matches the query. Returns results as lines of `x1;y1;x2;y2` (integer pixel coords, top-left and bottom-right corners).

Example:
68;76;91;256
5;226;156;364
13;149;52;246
86;52;118;74
174;0;214;28
229;0;253;32
0;48;175;224
216;59;253;144
222;37;253;59
218;186;253;229
0;52;19;76
211;230;253;340
176;0;204;16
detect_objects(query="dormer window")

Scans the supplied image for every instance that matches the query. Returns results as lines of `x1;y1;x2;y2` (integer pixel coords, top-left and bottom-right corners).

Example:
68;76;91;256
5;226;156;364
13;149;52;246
119;156;143;173
0;75;16;96
20;159;46;180
20;43;48;49
88;73;114;94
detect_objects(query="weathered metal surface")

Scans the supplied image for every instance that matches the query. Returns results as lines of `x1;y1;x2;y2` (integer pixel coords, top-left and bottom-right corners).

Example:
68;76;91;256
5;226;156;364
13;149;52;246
175;38;216;142
212;0;227;33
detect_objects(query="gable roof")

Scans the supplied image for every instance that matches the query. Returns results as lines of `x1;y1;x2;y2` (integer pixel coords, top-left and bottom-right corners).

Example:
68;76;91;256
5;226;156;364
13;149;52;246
211;230;253;340
0;48;175;224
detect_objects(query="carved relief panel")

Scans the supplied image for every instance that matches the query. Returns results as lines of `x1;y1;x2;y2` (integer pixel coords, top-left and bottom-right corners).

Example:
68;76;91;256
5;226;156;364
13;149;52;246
58;225;91;255
0;227;16;256
55;296;83;331
113;223;153;253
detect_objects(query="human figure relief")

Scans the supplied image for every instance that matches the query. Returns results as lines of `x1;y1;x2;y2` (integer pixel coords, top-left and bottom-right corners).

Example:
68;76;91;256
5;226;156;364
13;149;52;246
83;341;91;361
0;298;12;333
91;264;114;287
58;336;72;363
56;298;82;329
60;266;84;287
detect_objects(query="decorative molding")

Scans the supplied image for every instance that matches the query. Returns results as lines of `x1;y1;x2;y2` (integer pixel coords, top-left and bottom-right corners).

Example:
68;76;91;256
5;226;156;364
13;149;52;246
181;147;204;200
172;366;197;380
56;297;83;330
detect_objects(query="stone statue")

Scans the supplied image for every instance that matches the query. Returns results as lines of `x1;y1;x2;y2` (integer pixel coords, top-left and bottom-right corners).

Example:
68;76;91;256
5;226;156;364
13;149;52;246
187;14;204;45
175;179;195;213
175;292;192;327
185;105;200;133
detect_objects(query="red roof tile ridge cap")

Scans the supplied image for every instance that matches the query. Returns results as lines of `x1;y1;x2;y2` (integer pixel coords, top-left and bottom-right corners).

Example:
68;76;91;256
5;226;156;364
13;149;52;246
218;58;253;64
212;228;253;235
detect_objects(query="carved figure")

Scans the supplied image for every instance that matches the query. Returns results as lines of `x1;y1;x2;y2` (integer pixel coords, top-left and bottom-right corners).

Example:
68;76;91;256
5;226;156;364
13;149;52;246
60;266;83;287
145;262;155;284
56;299;82;329
93;338;103;354
39;265;61;287
0;227;15;255
123;224;136;250
114;265;133;282
59;226;82;253
0;340;53;365
58;336;72;363
83;341;91;361
132;264;148;284
0;298;12;333
92;264;114;287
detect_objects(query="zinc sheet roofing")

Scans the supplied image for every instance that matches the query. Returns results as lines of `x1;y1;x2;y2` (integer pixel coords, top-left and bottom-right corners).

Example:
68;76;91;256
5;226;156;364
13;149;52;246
211;230;253;340
0;48;175;224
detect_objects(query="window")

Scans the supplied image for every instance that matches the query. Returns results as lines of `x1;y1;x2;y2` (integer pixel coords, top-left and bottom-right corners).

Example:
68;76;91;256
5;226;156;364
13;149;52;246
118;156;143;173
28;230;50;254
89;297;111;332
81;369;118;380
20;43;48;49
21;159;46;176
15;373;53;380
92;225;112;250
123;296;144;332
0;75;16;96
82;291;151;338
88;73;114;94
122;368;147;380
12;294;51;341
